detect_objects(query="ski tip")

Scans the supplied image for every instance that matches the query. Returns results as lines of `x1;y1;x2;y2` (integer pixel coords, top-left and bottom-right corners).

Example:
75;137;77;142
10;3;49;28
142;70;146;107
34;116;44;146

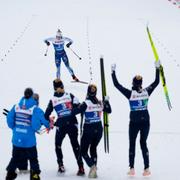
100;55;104;59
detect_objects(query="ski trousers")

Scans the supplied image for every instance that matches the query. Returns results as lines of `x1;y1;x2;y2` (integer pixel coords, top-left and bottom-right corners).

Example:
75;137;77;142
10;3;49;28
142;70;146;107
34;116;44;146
80;122;103;167
129;120;150;169
6;146;40;174
55;51;74;78
55;123;83;168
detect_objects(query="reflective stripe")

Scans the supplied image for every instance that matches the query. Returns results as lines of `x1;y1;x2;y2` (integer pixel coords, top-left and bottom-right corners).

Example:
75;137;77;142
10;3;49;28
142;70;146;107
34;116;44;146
14;105;36;127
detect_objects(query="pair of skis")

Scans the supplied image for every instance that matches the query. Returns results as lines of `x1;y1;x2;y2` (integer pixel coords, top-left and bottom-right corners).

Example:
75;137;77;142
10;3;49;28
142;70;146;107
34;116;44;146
100;57;109;153
146;26;172;110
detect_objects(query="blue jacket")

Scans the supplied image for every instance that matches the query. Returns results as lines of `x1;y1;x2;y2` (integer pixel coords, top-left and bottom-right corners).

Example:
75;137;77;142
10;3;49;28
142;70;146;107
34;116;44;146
7;97;50;148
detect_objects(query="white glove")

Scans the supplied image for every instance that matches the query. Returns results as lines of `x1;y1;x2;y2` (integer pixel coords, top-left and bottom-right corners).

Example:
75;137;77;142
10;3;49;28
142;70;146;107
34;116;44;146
111;64;116;73
104;96;110;101
155;60;161;69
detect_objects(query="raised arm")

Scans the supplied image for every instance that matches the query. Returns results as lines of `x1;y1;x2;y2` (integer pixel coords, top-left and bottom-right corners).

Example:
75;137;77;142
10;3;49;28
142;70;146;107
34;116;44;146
111;64;131;99
145;61;160;96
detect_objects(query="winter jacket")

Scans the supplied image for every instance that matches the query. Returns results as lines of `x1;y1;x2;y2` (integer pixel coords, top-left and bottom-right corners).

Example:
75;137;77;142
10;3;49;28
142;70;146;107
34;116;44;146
7;97;50;148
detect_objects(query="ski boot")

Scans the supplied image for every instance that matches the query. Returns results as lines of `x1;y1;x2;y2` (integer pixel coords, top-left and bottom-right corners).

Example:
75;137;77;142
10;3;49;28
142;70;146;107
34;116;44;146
142;168;151;176
127;168;135;176
88;165;97;178
77;165;85;176
5;171;17;180
58;164;65;174
72;74;79;82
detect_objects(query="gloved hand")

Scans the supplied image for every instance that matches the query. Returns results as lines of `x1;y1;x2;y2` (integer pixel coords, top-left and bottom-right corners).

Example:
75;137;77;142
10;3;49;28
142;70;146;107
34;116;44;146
45;40;50;46
49;116;55;129
104;96;110;101
66;42;72;48
79;102;87;112
111;63;116;73
155;60;161;69
46;116;55;133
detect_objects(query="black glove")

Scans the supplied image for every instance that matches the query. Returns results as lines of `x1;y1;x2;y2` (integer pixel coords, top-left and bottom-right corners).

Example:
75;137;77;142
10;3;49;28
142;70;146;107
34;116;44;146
45;40;50;46
79;102;87;112
66;42;72;48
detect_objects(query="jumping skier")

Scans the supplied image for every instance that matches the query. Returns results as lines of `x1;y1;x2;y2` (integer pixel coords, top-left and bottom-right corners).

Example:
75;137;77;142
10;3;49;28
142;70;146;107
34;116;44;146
111;61;161;176
44;29;79;81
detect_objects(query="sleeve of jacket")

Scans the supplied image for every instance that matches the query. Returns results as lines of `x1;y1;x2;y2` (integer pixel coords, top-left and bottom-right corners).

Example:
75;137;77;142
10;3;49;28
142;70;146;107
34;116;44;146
44;100;54;121
111;71;131;99
70;93;80;108
146;68;160;96
35;108;50;129
31;108;43;131
6;105;16;129
71;101;87;115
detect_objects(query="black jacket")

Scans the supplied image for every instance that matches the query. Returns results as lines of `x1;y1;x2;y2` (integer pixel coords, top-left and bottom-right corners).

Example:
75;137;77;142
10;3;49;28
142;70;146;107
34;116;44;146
112;68;160;122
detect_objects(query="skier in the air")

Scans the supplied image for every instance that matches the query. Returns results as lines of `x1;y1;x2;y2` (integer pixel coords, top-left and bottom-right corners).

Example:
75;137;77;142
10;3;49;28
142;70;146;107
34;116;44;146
44;29;79;81
72;84;112;178
5;88;52;180
44;78;85;176
111;61;161;176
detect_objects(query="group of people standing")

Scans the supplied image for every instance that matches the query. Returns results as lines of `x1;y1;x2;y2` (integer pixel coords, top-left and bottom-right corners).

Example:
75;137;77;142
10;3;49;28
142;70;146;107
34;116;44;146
4;29;161;180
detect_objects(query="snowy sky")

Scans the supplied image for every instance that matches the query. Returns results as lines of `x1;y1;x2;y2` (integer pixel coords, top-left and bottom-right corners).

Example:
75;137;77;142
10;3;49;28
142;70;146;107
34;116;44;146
0;0;180;179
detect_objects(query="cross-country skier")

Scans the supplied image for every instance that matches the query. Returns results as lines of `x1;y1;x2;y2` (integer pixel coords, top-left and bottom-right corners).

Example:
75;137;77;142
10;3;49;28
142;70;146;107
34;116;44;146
111;61;161;176
5;88;52;180
73;84;112;178
44;29;79;81
44;78;85;176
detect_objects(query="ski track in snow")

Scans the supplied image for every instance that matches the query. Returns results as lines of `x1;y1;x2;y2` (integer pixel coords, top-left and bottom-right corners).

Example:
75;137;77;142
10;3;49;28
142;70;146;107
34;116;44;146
1;0;180;179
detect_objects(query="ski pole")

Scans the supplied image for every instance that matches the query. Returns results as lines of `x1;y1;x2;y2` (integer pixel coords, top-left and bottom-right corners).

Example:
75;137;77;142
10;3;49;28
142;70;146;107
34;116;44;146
68;47;82;60
44;46;49;56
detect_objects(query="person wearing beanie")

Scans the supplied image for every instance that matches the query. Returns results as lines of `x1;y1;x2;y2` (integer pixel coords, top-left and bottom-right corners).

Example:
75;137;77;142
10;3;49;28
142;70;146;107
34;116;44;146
44;78;85;176
44;29;79;81
6;88;51;180
72;84;112;178
111;61;161;176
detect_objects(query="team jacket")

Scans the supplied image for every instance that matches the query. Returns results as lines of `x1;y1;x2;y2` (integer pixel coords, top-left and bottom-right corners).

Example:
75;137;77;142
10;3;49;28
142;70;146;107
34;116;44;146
112;68;160;122
7;97;50;148
44;36;73;52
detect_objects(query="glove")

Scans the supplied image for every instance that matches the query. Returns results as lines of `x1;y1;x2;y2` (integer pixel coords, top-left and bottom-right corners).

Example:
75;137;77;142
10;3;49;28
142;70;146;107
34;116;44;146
79;102;87;112
111;63;116;73
66;42;72;48
155;60;161;69
104;96;110;101
49;116;55;129
46;116;55;133
45;40;50;46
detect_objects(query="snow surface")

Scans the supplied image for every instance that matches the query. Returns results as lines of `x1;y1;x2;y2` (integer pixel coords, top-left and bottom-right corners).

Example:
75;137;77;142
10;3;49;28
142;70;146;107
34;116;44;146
1;0;180;179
